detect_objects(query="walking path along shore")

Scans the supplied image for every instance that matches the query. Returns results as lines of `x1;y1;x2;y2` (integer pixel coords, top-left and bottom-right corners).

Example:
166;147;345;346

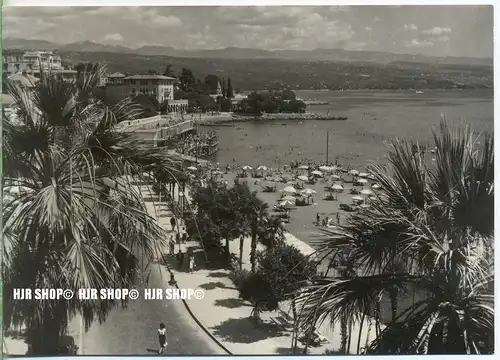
143;180;381;355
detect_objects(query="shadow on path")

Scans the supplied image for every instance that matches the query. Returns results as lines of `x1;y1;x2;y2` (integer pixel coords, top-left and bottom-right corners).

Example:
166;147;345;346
208;271;230;278
214;298;250;309
275;346;310;355
198;282;228;290
145;348;159;354
212;318;287;344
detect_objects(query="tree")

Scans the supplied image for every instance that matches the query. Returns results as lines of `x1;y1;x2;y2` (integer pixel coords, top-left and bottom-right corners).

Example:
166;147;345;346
178;67;197;92
226;77;234;98
258;244;317;302
219;98;232;112
133;93;159;117
163;64;175;77
221;78;226;97
2;65;186;355
295;123;494;355
204;74;220;94
146;69;158;75
188;179;244;264
238;272;278;321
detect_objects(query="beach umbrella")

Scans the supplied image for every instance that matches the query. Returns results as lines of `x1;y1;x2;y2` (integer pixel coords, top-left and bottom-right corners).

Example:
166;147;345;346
187;166;197;171
360;189;372;195
282;195;296;201
282;186;297;194
242;165;253;171
280;199;295;207
372;183;381;190
298;175;309;181
349;169;359;176
331;184;344;192
331;174;342;180
257;165;268;171
352;195;363;202
368;174;377;181
302;188;317;195
311;170;323;176
359;172;369;178
356;178;368;184
298;165;309;170
319;165;335;172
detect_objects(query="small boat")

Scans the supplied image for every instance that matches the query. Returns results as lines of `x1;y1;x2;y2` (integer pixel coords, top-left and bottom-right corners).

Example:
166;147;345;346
416;90;424;94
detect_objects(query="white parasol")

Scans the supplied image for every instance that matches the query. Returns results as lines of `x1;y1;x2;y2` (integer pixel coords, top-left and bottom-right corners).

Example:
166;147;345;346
360;189;372;195
280;199;295;207
331;184;344;191
349;169;359;176
319;165;335;172
302;188;317;195
331;174;342;180
371;183;381;190
298;165;309;170
257;165;268;171
298;175;309;181
352;195;364;202
282;186;297;194
187;166;197;171
356;178;368;184
242;165;253;171
311;170;323;176
359;172;369;178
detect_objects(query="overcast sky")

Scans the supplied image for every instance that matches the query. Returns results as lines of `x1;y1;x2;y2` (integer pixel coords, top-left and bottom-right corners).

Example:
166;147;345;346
3;6;493;58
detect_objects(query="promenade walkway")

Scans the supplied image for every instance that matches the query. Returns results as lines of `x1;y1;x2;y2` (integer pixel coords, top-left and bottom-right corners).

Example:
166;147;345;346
140;183;381;355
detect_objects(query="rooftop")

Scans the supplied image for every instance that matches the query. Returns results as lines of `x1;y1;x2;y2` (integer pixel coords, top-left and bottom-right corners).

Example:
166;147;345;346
124;75;176;80
107;72;126;78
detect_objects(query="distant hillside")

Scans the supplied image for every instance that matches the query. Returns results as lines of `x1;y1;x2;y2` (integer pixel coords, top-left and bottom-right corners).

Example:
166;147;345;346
57;41;134;53
2;37;59;50
57;50;493;91
2;38;493;68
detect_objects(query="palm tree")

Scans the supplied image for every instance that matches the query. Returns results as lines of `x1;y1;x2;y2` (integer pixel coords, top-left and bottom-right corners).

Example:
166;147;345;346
295;123;494;355
2;65;186;355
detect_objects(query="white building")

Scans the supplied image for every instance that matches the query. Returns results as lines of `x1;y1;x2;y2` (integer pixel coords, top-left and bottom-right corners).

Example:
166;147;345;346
3;50;62;76
105;74;189;113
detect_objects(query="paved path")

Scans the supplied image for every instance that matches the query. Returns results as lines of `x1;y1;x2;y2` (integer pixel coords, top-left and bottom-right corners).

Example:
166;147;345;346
66;259;223;355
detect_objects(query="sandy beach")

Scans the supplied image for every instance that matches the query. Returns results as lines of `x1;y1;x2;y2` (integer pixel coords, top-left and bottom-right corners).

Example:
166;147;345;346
215;167;377;247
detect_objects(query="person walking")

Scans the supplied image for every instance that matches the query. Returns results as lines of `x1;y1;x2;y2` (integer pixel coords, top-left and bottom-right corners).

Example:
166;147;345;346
316;213;320;226
189;255;195;273
170;217;176;232
179;251;185;270
169;235;175;256
157;323;167;354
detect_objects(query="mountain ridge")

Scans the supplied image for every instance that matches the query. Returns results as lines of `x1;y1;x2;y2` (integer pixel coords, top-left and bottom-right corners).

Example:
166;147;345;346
2;37;493;67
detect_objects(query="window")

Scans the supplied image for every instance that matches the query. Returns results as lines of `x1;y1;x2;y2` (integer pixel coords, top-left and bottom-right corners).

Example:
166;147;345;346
130;80;136;85
140;80;148;85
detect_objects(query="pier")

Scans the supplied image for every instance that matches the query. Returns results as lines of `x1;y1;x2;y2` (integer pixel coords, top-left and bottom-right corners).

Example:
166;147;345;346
116;114;196;146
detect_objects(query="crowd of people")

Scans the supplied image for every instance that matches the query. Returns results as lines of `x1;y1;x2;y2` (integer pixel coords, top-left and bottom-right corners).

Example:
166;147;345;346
174;131;219;158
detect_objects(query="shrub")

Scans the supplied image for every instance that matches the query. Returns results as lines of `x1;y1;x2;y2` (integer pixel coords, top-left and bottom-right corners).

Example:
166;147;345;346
238;272;278;311
229;267;250;292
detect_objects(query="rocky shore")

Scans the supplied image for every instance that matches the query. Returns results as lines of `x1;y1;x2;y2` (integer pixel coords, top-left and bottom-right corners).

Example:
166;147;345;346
234;113;347;121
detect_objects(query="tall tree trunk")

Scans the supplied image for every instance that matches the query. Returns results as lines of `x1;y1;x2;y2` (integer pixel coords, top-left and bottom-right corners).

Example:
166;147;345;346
375;300;382;338
389;287;398;322
347;318;353;354
225;238;230;266
357;312;366;354
291;299;298;354
239;235;244;270
250;222;257;273
340;312;348;353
